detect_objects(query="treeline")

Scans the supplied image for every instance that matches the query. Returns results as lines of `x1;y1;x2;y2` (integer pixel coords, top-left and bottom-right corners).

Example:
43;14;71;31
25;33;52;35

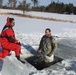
0;0;31;14
0;0;39;10
0;0;29;9
45;2;76;15
32;2;76;15
0;0;76;15
0;0;40;14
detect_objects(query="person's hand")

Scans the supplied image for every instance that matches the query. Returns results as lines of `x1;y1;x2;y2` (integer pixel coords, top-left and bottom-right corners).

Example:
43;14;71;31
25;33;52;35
17;42;21;46
37;49;40;53
47;53;52;57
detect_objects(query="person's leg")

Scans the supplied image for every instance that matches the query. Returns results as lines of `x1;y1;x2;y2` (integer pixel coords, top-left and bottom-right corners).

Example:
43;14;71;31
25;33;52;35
3;43;21;57
2;49;10;58
0;52;2;57
2;43;25;64
0;49;10;58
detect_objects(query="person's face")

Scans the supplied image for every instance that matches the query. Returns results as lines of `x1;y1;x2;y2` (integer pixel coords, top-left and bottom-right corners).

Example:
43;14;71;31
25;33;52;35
10;20;15;27
45;30;51;36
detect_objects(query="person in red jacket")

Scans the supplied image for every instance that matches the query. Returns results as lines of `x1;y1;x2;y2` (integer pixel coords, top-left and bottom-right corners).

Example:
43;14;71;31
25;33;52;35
0;17;25;64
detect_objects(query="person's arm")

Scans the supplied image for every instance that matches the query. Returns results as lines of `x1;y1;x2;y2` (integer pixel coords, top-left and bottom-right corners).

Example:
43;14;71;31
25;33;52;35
47;37;57;56
39;38;43;50
6;29;18;43
52;37;57;53
8;36;18;43
37;36;44;52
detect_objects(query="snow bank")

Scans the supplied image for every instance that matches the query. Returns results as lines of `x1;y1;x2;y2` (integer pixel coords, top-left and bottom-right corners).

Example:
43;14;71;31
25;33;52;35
0;9;76;22
56;28;76;38
0;55;76;75
27;11;76;22
0;9;23;14
0;55;36;75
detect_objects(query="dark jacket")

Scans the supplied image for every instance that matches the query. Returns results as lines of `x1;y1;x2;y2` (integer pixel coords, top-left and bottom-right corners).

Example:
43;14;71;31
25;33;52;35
39;35;57;55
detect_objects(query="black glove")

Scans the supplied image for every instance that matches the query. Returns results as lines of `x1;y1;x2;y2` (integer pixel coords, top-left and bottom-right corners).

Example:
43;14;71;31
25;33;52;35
17;42;21;46
8;53;11;56
47;53;52;57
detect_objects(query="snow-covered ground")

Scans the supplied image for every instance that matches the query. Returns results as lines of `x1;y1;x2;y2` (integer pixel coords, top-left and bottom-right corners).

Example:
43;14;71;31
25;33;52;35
27;11;76;22
0;9;23;14
0;9;76;22
30;58;76;75
0;9;76;75
0;15;76;34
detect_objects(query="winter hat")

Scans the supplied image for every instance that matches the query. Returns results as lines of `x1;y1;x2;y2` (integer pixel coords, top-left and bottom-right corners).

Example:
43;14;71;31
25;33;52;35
10;18;14;23
6;17;14;26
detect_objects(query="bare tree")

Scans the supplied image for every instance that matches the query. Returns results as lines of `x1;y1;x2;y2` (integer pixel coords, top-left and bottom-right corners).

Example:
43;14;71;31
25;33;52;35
8;0;13;7
18;0;28;14
8;0;17;8
31;0;38;7
13;0;17;8
0;0;3;8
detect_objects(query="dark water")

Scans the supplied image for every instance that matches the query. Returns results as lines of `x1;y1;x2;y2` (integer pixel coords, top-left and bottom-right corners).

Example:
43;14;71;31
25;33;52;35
26;56;63;70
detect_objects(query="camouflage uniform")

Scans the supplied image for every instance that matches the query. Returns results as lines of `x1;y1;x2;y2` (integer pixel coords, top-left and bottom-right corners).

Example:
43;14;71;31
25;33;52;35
39;35;57;62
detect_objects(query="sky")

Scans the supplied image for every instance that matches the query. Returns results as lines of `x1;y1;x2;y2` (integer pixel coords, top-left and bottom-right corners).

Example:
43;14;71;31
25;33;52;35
3;0;76;6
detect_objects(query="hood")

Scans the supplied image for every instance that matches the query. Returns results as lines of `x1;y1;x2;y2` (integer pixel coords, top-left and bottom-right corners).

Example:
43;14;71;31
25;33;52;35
6;17;11;26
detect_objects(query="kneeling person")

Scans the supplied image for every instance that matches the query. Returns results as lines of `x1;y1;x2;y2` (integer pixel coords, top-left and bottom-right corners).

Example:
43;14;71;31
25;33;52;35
0;17;25;64
38;28;57;63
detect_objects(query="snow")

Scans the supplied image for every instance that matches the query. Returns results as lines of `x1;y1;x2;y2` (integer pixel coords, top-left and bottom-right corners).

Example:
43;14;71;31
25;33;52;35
27;11;76;22
55;28;76;38
0;56;36;75
29;58;76;75
0;15;76;34
0;9;76;75
0;9;23;14
0;9;76;22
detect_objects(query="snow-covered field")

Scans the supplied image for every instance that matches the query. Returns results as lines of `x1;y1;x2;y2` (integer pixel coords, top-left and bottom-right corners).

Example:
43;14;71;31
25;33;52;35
0;15;76;35
0;9;76;75
0;9;76;22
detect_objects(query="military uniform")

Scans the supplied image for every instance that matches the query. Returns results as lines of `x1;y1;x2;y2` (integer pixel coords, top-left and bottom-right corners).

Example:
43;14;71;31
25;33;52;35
39;35;57;62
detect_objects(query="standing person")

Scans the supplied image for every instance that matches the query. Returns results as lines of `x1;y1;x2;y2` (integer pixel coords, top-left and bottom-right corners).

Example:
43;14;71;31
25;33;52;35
0;17;25;64
37;28;57;63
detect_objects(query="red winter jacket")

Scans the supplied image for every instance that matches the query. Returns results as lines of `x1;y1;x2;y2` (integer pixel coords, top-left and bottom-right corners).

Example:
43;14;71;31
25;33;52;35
0;17;18;45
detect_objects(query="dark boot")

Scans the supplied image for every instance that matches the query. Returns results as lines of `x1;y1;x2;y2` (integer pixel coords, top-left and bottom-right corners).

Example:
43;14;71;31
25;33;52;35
16;56;25;64
8;53;11;56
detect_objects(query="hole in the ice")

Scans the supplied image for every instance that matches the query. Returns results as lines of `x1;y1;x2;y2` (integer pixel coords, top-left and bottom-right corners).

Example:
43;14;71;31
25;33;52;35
25;56;63;70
